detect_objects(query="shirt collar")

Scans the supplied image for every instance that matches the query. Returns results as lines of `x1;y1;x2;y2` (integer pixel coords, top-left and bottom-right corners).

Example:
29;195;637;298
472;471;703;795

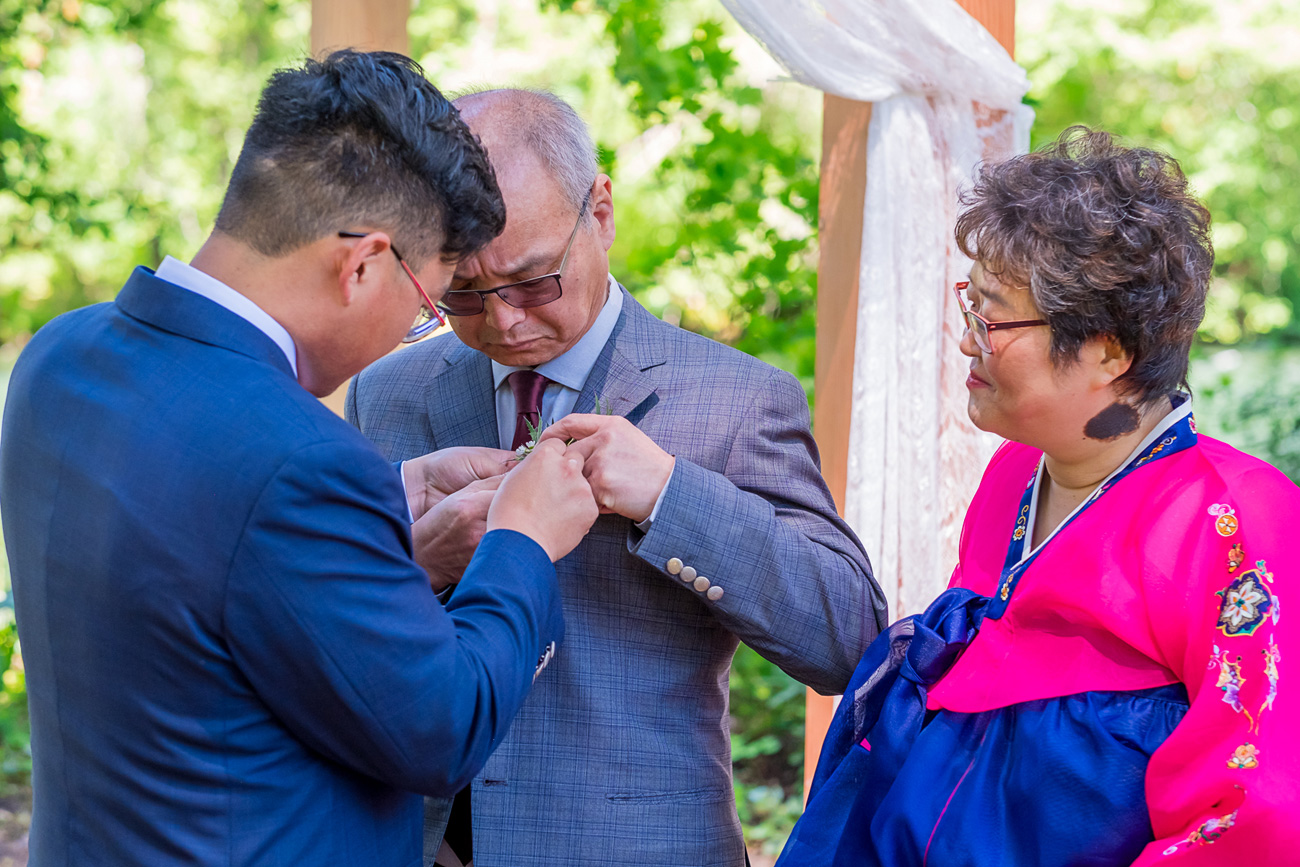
154;256;298;376
491;274;623;391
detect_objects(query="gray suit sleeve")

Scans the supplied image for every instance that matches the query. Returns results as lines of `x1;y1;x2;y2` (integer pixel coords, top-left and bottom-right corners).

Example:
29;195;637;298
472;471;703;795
344;374;361;427
629;365;886;694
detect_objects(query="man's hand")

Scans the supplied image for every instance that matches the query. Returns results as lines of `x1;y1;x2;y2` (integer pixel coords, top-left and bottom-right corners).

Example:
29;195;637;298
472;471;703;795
411;475;503;592
537;414;674;523
402;446;515;521
488;439;598;562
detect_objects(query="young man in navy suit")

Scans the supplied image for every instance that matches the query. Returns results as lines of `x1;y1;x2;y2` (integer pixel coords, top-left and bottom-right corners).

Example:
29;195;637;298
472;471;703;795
0;51;597;866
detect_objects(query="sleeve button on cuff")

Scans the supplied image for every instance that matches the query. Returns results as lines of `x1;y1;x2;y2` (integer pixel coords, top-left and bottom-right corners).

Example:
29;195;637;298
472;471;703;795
680;566;697;582
666;557;683;575
706;586;724;601
693;576;711;592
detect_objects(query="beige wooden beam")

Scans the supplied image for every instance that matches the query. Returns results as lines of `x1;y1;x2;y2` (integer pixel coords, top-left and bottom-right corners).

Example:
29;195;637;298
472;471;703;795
311;0;410;57
805;93;872;797
956;0;1016;55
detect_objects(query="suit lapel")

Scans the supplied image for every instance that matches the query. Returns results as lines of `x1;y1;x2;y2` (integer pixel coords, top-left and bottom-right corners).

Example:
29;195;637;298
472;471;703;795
424;340;500;449
575;287;666;421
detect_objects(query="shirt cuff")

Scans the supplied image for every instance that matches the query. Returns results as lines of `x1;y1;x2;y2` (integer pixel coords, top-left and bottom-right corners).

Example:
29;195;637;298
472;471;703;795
633;465;674;534
399;460;414;523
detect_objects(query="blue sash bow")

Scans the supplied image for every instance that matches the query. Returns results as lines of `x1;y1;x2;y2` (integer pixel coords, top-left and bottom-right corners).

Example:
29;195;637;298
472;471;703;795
777;588;986;867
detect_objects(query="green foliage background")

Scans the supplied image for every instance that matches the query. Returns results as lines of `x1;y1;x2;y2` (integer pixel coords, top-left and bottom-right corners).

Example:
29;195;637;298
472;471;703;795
2;0;1299;854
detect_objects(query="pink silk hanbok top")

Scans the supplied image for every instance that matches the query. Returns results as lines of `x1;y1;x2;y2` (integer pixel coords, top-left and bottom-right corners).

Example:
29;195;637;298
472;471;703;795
928;399;1299;863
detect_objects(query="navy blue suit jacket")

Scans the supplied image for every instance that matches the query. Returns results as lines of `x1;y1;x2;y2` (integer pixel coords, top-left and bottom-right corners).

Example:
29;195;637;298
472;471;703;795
0;268;564;866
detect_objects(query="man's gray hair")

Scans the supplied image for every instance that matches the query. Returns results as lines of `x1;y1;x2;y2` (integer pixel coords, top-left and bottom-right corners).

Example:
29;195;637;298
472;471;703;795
454;88;599;213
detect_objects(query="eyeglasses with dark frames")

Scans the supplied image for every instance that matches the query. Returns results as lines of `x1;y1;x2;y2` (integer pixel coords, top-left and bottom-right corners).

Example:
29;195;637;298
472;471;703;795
437;190;592;318
953;281;1048;354
337;231;446;343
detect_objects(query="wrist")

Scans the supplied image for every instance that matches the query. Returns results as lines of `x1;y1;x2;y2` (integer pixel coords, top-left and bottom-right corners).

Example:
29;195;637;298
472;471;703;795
630;455;675;523
427;570;456;594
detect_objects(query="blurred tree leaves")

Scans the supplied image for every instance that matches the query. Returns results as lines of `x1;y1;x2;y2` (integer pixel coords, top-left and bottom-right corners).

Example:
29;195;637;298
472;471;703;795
1;0;822;386
1190;346;1300;481
0;0;309;348
728;643;806;854
538;0;820;393
0;608;27;794
1021;0;1300;346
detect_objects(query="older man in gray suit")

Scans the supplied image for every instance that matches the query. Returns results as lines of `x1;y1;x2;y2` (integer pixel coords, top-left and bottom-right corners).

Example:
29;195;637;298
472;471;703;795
347;89;886;867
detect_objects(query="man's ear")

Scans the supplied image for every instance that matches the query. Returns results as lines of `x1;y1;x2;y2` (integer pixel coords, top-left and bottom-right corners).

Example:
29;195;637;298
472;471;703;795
336;232;393;307
589;174;616;251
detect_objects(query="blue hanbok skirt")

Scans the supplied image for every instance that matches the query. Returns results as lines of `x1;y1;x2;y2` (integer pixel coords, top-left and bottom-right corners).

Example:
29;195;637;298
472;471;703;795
777;588;1189;867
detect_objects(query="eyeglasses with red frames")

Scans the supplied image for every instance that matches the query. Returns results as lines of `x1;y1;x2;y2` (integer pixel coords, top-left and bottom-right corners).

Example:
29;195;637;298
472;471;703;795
953;281;1048;354
437;190;592;318
337;231;446;343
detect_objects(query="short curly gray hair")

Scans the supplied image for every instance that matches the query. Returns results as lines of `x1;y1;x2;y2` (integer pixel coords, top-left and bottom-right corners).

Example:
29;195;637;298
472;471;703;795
955;126;1213;407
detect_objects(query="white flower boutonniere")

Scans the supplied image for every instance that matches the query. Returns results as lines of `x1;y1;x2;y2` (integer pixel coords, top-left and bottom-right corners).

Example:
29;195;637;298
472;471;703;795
514;417;545;460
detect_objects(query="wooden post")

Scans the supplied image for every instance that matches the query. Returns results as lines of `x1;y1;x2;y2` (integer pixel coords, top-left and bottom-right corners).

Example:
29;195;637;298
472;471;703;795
310;0;411;415
953;0;1015;55
805;94;871;797
803;0;1015;801
311;0;411;57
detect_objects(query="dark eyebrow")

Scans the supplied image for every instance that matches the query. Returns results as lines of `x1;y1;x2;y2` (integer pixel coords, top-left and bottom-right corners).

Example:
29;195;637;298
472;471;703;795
969;276;1005;306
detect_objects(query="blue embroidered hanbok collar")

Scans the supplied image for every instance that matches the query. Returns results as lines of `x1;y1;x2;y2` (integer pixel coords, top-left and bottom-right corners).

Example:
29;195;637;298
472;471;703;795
987;393;1197;619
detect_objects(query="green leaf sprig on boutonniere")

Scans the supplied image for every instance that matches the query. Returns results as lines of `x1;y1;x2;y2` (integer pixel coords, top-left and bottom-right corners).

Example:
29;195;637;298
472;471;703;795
513;396;618;460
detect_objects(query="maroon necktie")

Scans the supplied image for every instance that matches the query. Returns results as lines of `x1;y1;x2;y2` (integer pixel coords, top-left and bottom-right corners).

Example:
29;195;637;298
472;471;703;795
508;370;550;450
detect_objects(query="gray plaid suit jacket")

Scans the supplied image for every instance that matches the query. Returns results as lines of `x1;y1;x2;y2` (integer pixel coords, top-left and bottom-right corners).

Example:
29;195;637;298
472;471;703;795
347;285;886;867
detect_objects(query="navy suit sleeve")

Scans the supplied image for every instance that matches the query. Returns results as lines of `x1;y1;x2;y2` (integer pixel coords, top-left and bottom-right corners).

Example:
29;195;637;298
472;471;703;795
631;365;886;694
223;438;563;796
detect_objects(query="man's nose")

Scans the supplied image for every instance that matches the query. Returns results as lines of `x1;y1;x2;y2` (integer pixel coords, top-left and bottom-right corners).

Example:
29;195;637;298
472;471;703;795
483;293;527;331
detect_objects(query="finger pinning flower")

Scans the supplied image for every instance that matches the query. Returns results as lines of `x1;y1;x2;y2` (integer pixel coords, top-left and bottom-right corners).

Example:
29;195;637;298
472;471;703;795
514;396;617;460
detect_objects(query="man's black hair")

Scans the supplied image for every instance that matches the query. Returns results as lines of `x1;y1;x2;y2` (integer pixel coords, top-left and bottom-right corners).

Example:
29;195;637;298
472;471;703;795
215;49;504;267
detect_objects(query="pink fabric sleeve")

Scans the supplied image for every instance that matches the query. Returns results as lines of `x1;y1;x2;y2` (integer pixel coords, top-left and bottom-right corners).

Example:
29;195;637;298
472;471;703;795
1134;460;1300;864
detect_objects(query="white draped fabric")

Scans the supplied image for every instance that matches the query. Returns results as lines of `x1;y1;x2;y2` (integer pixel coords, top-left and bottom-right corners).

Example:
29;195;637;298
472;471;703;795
721;0;1033;618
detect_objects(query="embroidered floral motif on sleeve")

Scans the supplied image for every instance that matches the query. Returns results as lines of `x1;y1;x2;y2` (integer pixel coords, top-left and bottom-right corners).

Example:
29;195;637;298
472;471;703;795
1257;559;1276;585
1226;742;1260;769
1216;570;1275;637
1162;805;1240;855
1208;503;1239;537
1212;648;1257;731
1260;635;1280;715
1228;544;1246;573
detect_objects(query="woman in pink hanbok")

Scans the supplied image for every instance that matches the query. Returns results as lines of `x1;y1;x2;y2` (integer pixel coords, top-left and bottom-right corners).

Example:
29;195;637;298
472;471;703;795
781;128;1299;866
